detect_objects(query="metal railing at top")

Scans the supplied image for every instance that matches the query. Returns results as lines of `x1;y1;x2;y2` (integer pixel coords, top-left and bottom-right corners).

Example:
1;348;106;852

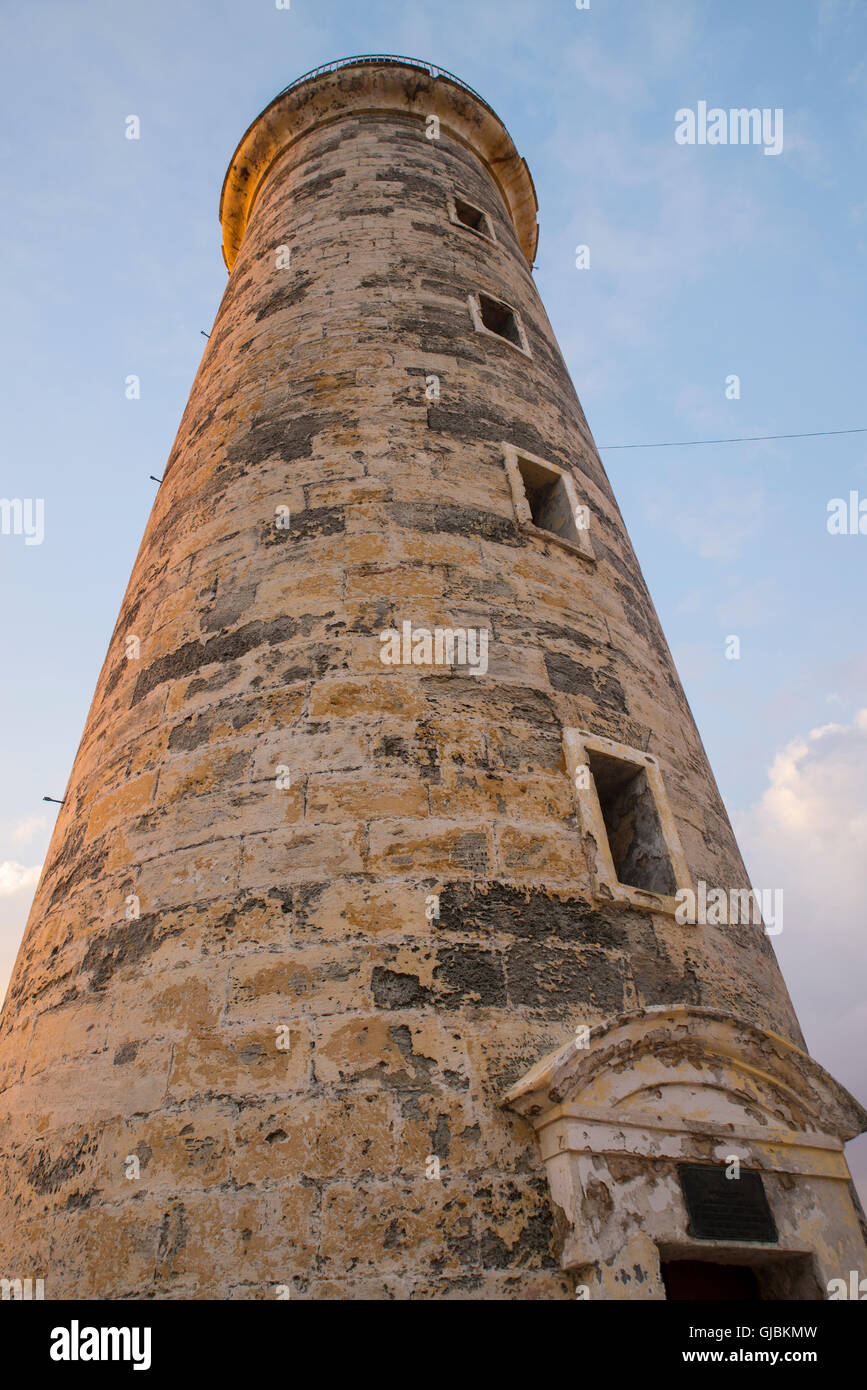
274;55;498;120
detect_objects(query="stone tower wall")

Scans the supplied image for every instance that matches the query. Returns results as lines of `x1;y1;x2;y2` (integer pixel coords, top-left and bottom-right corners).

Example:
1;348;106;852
0;61;806;1298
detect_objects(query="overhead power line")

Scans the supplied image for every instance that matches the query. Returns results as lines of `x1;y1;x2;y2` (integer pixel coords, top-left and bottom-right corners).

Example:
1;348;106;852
599;426;867;451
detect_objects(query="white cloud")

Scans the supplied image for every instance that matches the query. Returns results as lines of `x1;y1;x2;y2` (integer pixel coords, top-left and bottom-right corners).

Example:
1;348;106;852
0;861;42;896
0;861;41;1010
739;711;867;892
735;709;867;1202
10;815;47;846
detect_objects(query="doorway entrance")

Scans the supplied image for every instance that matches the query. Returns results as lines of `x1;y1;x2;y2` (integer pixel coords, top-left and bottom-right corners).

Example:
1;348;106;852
662;1260;760;1300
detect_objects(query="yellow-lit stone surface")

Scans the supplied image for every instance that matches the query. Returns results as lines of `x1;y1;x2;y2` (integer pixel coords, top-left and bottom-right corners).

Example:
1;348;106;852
0;58;863;1300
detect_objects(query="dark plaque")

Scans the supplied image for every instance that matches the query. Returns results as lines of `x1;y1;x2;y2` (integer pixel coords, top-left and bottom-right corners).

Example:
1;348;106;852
678;1164;778;1243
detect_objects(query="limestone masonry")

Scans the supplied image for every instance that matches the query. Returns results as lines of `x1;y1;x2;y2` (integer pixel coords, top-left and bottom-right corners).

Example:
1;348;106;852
1;57;864;1300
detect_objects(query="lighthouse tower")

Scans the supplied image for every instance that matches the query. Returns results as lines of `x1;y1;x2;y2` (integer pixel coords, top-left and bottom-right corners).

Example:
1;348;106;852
0;58;864;1300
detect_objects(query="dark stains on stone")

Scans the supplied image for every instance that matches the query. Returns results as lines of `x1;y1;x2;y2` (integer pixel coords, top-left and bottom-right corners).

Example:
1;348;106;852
132;617;302;706
381;1024;439;1088
583;1175;615;1230
437;881;630;950
254;274;314;321
101;656;129;703
186;666;240;700
338;204;394;220
64;1189;95;1209
289;883;327;934
451;832;490;874
544;650;628;713
82;915;180;992
389;1024;414;1057
505;942;626;1013
167;710;217;753
48;844;108;909
426;404;568;468
204;616;295;667
40;818;83;885
375;168;442;204
396;1092;424;1122
410;220;448;238
372;734;412;763
487;729;563;774
535;620;598;652
383;1219;405;1249
551;1199;572;1258
200;581;257;634
292;169;347;204
430;1114;451;1161
371;967;433;1010
433;946;506;1008
225;410;352;469
392;306;484;358
188;406;217;443
434;882;706;1013
421;679;558;732
263;507;346;545
420;278;466;300
27;1135;96;1194
167;669;313;751
157;1203;188;1259
266;640;347;687
182;1135;222;1170
479;1182;557;1270
113;1041;139;1066
130;639;204;707
389;499;520;547
628;937;702;1009
414;721;442;783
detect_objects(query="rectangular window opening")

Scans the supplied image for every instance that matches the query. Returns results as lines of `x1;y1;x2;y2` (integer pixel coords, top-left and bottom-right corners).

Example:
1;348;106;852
587;748;678;897
516;455;583;546
478;293;522;347
454;196;490;235
502;444;594;561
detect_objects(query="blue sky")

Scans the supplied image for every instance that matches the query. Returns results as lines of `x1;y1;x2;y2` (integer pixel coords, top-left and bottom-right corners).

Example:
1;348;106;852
2;0;866;1192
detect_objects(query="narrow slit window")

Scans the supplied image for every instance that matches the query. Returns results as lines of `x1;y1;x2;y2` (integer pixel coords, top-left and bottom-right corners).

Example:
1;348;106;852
586;748;677;897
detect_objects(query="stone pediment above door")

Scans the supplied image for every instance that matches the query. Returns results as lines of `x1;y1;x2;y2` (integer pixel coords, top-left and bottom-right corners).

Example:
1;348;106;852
503;1004;867;1145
